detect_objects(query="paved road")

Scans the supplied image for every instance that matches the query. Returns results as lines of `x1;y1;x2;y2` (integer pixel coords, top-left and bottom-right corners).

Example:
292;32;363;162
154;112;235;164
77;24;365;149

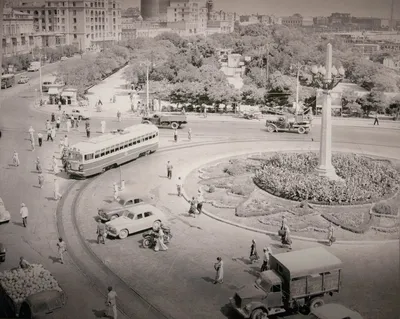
74;140;399;319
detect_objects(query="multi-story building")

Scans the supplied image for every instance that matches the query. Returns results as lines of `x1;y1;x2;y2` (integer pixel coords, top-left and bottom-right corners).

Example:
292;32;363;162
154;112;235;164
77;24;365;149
313;16;329;26
13;0;122;52
238;15;259;26
383;57;400;70
166;0;207;35
2;8;37;57
281;14;303;27
380;42;400;51
302;16;314;27
351;17;382;30
207;10;234;33
353;43;380;55
329;13;352;25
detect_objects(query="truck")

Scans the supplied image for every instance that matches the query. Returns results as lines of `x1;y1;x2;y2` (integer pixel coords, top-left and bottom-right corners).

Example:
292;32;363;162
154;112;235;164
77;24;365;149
0;263;66;318
265;113;312;134
1;74;15;89
230;247;343;319
142;113;187;129
28;61;41;72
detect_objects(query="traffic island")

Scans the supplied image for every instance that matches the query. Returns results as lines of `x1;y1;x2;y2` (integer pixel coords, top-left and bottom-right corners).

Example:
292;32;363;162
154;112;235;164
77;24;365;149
184;152;400;242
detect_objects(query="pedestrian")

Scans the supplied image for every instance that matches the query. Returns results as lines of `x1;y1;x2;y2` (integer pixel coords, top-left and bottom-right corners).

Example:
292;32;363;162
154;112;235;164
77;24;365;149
176;177;182;196
98;98;103;106
66;118;71;132
249;239;259;264
327;222;335;246
113;183;119;201
57;237;66;264
56;117;61;130
46;127;53;142
54;178;62;200
12;151;20;166
117;110;121;122
20;203;28;227
70;117;75;129
260;247;272;272
280;224;292;250
166;161;173;179
52;155;59;174
204;107;207;118
62;111;66;123
38;173;45;188
188;128;192;141
86;125;91;138
75;117;80;129
51;112;56;123
19;256;31;269
188;197;197;218
97;220;106;244
64;135;69;148
101;120;106;134
28;126;35;142
58;101;62;111
52;126;57;139
154;227;168;252
106;286;117;319
373;113;379;126
196;189;204;214
46;119;51;130
30;138;35;151
213;257;223;284
112;94;116;103
85;120;90;131
59;136;65;153
35;157;42;173
173;128;178;142
37;132;43;147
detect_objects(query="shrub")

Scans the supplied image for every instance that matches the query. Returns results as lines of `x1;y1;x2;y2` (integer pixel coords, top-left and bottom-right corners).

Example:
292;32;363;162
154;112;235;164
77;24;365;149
254;152;400;205
372;202;397;215
208;185;216;193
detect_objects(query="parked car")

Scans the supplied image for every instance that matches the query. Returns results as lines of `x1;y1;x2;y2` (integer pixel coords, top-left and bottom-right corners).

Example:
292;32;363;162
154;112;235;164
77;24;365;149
105;204;166;239
61;56;68;61
309;303;363;319
0;198;10;224
98;197;146;221
65;109;90;120
18;75;30;84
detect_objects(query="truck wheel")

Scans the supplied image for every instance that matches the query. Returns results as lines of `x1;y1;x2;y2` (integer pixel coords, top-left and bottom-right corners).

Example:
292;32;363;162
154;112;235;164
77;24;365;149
297;126;306;134
171;122;179;129
142;120;151;124
266;125;275;133
309;298;324;310
110;215;118;220
142;238;151;248
251;309;268;319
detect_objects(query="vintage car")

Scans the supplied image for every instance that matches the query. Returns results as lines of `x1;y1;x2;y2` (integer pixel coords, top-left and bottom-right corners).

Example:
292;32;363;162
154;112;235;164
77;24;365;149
0;198;10;224
98;196;147;221
65;109;90;120
309;303;363;319
105;204;166;239
18;75;30;84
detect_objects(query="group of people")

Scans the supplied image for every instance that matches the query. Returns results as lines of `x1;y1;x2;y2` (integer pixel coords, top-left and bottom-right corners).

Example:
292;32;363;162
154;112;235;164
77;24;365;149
249;240;273;273
172;128;192;142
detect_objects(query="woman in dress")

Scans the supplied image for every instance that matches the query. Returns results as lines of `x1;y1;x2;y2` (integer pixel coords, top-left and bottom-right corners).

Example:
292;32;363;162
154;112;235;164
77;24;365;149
35;157;42;173
327;223;335;246
281;224;292;250
249;239;259;263
214;257;224;284
154;227;168;252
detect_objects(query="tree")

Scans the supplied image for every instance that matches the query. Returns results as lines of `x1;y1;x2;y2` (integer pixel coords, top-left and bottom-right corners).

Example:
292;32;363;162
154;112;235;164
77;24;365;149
154;32;187;48
388;96;400;120
341;89;359;110
356;91;387;116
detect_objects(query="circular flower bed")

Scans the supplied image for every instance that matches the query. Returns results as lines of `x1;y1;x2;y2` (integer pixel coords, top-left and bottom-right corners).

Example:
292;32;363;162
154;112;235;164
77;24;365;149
254;152;400;205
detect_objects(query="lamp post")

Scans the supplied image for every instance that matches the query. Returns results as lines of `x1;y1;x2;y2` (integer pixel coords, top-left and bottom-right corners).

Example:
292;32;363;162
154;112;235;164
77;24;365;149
311;43;345;180
290;63;308;114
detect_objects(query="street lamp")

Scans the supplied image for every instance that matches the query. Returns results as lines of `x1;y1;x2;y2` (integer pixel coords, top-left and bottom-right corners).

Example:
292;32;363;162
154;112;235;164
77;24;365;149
311;43;345;181
139;61;152;114
290;63;308;114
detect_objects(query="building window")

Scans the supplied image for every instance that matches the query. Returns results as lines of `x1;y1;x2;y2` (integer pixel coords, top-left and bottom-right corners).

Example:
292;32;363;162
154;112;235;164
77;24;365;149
42;18;45;23
73;10;77;15
62;18;65;23
73;18;77;23
62;10;65;15
54;10;57;14
48;10;52;14
73;2;76;6
74;34;77;39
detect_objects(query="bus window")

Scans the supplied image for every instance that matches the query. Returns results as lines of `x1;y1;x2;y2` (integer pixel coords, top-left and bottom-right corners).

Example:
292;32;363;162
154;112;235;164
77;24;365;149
68;152;83;161
137;139;140;144
95;153;100;159
101;149;105;156
124;142;128;148
133;140;136;145
84;154;94;161
110;147;115;153
145;136;149;141
128;139;133;146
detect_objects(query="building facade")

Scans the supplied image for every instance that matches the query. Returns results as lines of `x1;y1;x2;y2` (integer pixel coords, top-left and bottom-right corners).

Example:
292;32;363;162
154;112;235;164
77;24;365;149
166;0;207;35
281;14;303;27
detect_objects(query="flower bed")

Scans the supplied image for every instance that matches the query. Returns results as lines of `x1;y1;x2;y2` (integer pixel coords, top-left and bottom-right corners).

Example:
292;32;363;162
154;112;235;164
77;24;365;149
200;175;255;197
321;210;373;234
254;152;400;205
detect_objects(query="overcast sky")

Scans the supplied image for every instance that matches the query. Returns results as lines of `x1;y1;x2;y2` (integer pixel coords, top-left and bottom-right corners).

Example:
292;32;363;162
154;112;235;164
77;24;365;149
123;0;400;19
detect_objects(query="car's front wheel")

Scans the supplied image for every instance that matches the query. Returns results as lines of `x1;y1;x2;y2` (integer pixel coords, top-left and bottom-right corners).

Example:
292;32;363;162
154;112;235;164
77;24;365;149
110;215;118;220
118;229;129;239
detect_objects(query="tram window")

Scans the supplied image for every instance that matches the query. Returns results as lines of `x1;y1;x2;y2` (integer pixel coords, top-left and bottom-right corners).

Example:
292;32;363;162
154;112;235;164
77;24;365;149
95;152;100;159
110;147;115;153
84;154;94;161
124;143;128;148
128;139;133;146
137;139;141;144
152;134;156;138
145;137;149;141
133;140;136;145
106;147;110;155
100;149;105;156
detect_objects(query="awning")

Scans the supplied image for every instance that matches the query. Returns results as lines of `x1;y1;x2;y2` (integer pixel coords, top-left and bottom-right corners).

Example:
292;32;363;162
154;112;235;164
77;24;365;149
61;91;75;97
48;88;59;95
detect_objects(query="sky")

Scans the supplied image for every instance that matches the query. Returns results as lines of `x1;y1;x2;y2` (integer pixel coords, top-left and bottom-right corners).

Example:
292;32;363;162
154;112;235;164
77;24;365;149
122;0;400;19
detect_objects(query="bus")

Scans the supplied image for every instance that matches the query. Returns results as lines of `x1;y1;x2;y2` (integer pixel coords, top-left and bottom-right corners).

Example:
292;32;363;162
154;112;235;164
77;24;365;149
1;74;15;89
66;124;159;178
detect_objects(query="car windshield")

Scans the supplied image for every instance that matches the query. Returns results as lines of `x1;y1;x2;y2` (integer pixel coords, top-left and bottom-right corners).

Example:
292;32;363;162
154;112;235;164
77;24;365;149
255;277;271;292
118;199;127;206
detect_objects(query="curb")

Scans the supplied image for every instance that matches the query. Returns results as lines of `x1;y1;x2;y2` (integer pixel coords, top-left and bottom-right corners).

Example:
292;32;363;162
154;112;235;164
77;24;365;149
179;153;400;246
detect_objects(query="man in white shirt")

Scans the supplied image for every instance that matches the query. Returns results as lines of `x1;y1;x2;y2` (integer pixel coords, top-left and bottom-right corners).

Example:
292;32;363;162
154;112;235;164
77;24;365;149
101;120;106;134
176;177;182;196
20;203;28;227
197;189;204;214
106;286;117;319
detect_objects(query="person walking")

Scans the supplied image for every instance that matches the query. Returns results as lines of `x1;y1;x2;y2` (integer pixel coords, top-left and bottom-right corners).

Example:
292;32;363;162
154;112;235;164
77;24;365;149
28;126;35;142
46;127;53;142
38;173;45;188
57;237;66;264
66;118;71;132
70;116;75;129
45;120;51;131
154;227;168;252
249;240;260;264
176;177;182;196
54;178;62;200
20;203;28;227
113;183;119;201
56;117;61;130
188;128;192;141
166;161;173;179
188;197;197;218
30;138;35;151
204;107;207;118
97;220;106;244
173;128;178;142
37;132;43;147
260;247;272;272
101;120;106;134
373;113;379;126
280;224;292;250
117;110;121;122
63;135;69;148
51;126;57;140
35;157;42;173
12;151;20;167
106;287;118;319
86;125;91;138
52;155;59;174
51;112;56;123
327;223;335;246
58;101;62;111
213;257;224;284
196;189;204;214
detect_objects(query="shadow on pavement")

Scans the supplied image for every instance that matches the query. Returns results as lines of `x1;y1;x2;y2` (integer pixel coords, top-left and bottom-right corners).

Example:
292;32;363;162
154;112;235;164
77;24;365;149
233;257;251;265
45;197;57;201
48;256;60;264
220;303;242;319
12;221;24;227
92;309;106;318
201;276;215;284
244;266;261;277
87;239;99;244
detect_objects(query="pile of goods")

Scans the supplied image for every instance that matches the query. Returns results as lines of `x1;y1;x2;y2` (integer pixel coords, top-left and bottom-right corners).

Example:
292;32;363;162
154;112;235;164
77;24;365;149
0;264;62;305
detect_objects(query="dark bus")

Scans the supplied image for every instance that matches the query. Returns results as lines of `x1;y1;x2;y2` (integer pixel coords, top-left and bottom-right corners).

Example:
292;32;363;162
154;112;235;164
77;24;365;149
1;74;15;89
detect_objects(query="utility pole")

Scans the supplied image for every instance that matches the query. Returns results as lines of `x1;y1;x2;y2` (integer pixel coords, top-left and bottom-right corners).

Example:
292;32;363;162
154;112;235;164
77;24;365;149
0;0;4;112
39;50;43;100
266;45;270;85
389;0;395;31
146;63;149;112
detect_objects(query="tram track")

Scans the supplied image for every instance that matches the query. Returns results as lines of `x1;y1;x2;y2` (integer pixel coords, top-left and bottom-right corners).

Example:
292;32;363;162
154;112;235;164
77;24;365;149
56;138;400;319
